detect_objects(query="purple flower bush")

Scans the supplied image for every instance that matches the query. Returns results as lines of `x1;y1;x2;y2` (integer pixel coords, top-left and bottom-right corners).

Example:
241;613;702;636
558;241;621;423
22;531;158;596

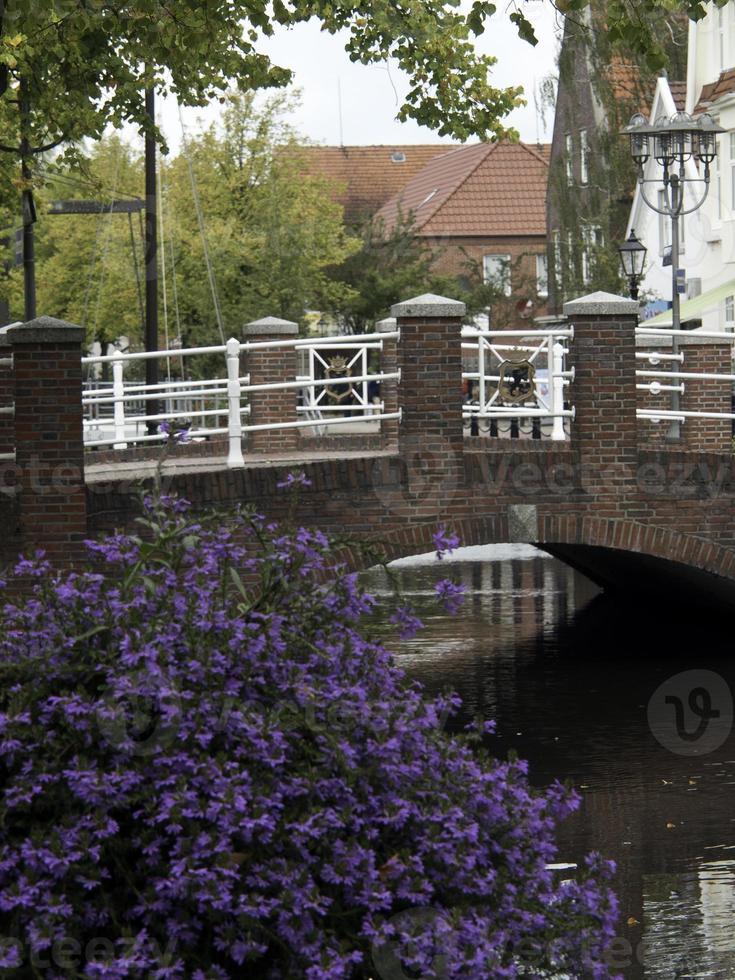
0;499;618;978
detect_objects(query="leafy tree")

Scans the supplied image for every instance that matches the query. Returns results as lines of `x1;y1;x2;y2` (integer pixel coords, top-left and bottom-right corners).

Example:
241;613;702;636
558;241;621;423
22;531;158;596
325;212;458;333
4;136;146;344
2;93;359;344
161;91;360;344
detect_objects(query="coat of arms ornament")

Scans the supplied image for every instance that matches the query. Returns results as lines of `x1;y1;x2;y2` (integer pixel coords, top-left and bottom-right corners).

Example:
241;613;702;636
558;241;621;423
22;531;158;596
497;359;536;405
325;355;354;403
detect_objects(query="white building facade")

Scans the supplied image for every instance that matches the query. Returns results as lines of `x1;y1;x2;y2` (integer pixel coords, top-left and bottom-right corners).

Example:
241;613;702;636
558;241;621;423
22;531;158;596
628;1;735;331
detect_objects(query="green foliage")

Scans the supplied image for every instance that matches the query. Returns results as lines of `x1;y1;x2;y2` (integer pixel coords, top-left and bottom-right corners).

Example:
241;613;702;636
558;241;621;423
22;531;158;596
159;91;360;344
2;92;360;345
4;136;145;342
324;212;457;333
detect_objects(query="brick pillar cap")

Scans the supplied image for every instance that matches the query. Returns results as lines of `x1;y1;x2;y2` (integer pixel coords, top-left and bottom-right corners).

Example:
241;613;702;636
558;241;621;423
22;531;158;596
243;316;298;336
0;321;21;348
563;291;639;317
7;315;85;345
391;293;466;318
376;317;397;332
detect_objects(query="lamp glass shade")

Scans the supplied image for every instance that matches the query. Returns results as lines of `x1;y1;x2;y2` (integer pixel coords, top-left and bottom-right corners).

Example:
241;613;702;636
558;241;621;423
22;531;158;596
619;232;647;279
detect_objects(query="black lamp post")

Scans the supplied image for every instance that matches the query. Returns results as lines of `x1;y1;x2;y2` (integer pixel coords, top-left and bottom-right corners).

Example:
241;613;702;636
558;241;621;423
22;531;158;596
618;230;647;300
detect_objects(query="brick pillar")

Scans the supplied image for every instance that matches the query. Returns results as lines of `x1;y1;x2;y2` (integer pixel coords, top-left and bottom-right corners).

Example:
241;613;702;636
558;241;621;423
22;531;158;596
7;316;87;566
563;292;639;493
391;293;465;516
376;316;399;447
243;316;299;453
678;335;732;452
0;328;15;458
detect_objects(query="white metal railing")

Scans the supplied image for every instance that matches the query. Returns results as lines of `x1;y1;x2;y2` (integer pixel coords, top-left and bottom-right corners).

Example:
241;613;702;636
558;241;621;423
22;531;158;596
635;326;735;426
82;331;401;467
461;327;575;441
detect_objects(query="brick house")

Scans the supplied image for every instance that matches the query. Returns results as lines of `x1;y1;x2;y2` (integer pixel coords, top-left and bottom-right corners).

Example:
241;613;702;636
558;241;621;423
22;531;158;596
373;141;551;326
298;144;457;226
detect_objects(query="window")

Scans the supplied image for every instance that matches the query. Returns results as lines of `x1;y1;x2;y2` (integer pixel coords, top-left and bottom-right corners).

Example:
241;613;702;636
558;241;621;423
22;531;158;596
552;230;562;288
730;132;735;211
536;253;549;297
718;3;727;71
566;231;574;279
580;129;589;185
565;134;574;185
714;149;723;221
581;225;603;285
726;295;734;329
483;254;512;296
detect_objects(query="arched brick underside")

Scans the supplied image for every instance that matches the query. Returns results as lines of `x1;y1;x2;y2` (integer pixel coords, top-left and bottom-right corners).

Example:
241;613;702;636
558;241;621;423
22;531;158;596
367;515;735;610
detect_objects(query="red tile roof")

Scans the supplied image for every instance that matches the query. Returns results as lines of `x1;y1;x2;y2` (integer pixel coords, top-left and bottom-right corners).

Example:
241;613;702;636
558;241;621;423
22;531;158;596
605;62;686;114
694;68;735;114
298;145;457;224
375;142;551;238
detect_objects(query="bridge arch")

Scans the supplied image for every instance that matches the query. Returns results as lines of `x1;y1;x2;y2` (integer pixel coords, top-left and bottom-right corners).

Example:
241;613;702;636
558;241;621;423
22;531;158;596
373;516;735;611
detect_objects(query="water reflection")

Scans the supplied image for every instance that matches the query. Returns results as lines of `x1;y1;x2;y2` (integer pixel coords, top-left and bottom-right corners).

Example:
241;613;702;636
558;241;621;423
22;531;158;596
364;546;735;979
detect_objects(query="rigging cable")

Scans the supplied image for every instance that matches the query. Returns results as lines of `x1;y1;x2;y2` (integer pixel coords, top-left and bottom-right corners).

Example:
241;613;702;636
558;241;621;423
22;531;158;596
178;103;226;344
91;149;123;343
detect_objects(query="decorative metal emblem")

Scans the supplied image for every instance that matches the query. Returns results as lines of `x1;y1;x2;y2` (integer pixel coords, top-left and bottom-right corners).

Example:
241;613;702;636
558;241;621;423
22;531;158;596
497;358;536;405
325;355;353;402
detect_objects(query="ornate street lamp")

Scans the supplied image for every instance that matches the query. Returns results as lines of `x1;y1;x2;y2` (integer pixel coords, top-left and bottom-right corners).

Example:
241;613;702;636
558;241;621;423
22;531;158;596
623;110;725;436
618;230;647;300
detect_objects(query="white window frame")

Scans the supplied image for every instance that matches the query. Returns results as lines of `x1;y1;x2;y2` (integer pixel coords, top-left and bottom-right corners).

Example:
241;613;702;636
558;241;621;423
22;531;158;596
581;225;602;285
536;253;548;297
565;133;574;185
580;129;589;185
730;132;735;213
552;230;562;288
726;295;734;329
482;254;512;297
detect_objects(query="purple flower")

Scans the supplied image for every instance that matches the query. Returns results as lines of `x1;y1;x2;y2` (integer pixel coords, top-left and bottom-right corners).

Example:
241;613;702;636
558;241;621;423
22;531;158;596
157;420;171;438
433;525;460;560
389;604;424;639
0;497;619;979
435;578;466;615
277;471;312;490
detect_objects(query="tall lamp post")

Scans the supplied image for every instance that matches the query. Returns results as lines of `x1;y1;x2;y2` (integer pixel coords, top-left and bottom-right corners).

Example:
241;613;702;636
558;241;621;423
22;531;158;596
618;230;647;300
623;110;724;438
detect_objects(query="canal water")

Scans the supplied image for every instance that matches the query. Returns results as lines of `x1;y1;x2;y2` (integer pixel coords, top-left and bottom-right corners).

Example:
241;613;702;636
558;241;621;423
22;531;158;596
364;546;735;979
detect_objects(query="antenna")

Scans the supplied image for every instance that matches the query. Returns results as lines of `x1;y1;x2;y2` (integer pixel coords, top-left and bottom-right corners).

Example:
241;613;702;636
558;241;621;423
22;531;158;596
337;77;344;147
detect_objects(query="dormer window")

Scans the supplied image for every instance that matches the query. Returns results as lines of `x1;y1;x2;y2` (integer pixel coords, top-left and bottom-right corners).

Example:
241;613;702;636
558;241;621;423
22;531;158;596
390;151;406;163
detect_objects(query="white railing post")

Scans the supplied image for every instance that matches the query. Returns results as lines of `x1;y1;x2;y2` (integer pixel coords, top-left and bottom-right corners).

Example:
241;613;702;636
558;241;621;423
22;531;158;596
112;350;127;450
226;337;244;469
551;341;566;441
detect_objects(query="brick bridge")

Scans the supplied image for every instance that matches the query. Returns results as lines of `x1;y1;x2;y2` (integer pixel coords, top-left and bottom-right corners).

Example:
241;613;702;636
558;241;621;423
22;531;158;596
3;291;735;607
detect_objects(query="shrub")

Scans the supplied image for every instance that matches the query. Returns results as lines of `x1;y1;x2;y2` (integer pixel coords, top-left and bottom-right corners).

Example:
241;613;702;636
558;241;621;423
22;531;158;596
0;498;618;978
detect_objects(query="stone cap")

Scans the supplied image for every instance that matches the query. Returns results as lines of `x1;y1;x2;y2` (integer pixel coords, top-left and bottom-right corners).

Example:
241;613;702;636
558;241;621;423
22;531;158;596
563;291;640;317
376;317;397;332
243;315;298;337
7;315;85;345
391;293;466;319
0;322;22;348
636;331;734;349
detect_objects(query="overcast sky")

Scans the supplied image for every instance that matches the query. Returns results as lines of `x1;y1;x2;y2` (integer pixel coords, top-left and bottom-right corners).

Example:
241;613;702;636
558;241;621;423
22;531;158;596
158;1;563;152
